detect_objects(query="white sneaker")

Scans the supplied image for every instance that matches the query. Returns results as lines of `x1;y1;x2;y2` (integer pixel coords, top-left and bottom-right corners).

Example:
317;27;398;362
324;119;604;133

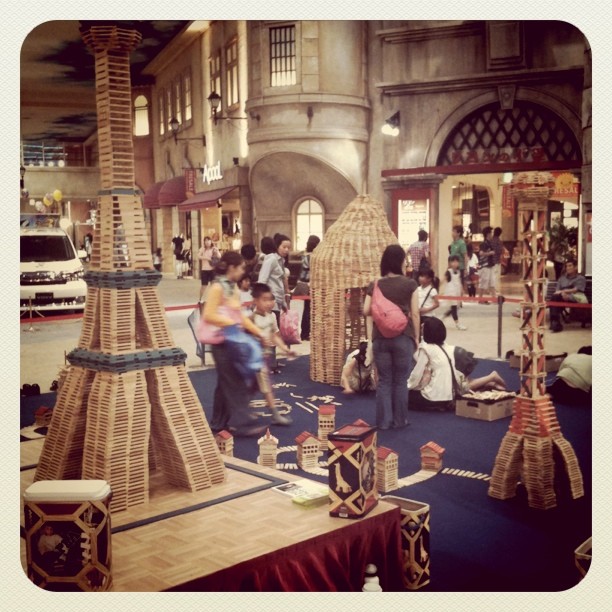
456;323;467;331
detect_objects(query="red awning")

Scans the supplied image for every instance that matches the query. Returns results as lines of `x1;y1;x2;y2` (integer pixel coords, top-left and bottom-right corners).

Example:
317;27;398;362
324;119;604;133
179;186;238;211
158;176;187;206
143;181;165;209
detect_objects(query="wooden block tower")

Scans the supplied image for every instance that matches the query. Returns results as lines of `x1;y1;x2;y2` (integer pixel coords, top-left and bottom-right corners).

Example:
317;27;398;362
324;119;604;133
488;172;583;510
317;405;336;453
376;446;398;493
34;23;225;512
295;431;321;470
258;429;279;468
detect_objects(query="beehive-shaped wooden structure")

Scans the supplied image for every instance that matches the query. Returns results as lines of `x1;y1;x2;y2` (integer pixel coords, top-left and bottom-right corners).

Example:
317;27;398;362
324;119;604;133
34;23;225;512
310;195;398;384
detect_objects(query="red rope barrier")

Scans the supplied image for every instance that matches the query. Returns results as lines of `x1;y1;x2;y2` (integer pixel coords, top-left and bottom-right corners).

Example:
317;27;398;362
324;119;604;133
436;295;591;308
20;291;591;325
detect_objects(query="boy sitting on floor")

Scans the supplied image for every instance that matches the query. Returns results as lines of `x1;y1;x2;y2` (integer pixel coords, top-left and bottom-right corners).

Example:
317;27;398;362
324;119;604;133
250;283;295;425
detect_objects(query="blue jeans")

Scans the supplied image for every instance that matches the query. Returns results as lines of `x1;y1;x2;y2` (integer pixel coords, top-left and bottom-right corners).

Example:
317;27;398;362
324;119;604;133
373;334;415;429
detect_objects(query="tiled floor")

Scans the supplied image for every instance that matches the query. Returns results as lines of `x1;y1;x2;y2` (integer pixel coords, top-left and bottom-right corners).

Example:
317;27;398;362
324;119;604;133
20;274;592;394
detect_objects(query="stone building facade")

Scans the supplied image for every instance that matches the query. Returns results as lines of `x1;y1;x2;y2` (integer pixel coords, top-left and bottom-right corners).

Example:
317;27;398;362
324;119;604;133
44;20;587;277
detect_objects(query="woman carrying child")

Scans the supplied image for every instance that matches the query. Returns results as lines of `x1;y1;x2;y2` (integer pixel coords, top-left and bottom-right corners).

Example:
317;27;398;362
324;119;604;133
202;252;267;437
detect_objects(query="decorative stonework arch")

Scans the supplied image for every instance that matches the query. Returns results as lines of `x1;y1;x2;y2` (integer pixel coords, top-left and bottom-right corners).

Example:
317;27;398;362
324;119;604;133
425;91;582;168
249;150;358;238
249;147;360;194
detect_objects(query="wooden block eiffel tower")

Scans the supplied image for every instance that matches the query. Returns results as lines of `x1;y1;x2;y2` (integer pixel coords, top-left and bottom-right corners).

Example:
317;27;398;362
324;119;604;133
487;173;583;510
34;23;225;512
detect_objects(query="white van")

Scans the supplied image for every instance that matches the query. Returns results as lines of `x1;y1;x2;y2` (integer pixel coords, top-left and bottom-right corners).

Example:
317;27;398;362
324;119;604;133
20;227;87;312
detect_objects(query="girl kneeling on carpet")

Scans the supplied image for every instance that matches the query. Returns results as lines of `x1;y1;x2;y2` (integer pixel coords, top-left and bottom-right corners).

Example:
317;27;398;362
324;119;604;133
340;340;377;394
408;317;506;411
203;251;267;437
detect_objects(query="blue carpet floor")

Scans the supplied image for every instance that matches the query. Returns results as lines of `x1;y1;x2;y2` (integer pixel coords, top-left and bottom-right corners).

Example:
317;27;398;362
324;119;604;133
20;356;592;592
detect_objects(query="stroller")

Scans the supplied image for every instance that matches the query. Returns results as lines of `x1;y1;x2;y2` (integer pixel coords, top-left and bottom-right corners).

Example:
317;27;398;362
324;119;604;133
187;307;210;366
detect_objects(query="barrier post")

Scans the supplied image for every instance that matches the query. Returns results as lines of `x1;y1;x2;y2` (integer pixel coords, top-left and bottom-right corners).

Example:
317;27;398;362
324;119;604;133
497;294;505;358
23;298;42;333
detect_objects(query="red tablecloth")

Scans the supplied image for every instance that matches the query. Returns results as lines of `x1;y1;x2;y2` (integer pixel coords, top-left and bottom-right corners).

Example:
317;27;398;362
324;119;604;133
169;505;404;592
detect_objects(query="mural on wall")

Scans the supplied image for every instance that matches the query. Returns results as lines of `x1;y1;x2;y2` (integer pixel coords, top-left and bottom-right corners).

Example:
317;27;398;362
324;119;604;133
21;20;188;144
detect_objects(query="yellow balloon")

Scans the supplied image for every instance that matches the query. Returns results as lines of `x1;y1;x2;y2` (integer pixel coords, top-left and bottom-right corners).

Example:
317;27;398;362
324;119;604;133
53;189;63;202
43;196;51;207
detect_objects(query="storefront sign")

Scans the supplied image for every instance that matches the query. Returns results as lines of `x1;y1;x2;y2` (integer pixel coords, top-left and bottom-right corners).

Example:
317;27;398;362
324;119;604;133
450;146;547;165
201;161;223;185
397;199;429;249
184;168;196;197
501;185;515;219
551;172;579;198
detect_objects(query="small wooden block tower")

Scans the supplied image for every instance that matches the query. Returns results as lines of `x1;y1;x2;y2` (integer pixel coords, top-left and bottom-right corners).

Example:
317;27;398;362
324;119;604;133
34;23;225;512
295;431;321;470
317;405;336;453
258;429;279;468
488;172;583;510
376;446;398;493
420;441;445;472
215;430;234;457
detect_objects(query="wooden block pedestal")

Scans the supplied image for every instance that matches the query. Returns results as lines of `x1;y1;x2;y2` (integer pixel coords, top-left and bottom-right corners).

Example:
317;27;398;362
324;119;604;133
23;480;112;591
328;422;378;519
381;495;431;590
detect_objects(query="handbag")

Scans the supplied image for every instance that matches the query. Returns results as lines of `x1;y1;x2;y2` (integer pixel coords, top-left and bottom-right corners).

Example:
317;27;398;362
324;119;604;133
196;304;242;345
280;308;301;345
210;248;221;268
370;280;408;338
439;345;462;411
453;345;478;376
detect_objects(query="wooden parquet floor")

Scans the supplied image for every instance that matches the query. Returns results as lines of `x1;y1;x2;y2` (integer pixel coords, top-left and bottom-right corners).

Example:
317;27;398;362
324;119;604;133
20;438;396;591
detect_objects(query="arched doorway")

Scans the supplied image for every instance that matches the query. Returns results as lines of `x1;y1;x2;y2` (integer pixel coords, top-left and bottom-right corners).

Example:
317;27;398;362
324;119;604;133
384;99;583;275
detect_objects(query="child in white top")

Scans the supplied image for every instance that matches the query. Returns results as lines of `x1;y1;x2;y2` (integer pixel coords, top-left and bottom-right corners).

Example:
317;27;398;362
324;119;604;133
442;255;467;330
238;273;253;312
250;282;296;425
417;268;439;318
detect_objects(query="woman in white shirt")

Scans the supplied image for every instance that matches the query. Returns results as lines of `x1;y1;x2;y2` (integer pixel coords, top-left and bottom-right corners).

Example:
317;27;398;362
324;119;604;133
408;317;506;411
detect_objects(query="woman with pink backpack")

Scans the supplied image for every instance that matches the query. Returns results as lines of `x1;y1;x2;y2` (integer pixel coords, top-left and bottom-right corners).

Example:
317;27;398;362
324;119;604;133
363;244;420;430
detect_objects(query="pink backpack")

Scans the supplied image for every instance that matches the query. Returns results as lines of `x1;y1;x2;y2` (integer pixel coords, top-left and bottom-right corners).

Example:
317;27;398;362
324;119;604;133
370;280;408;338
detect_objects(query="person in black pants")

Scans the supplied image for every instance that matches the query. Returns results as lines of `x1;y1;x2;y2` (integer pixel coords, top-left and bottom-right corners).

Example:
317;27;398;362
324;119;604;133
203;251;267;437
298;234;320;341
546;346;592;406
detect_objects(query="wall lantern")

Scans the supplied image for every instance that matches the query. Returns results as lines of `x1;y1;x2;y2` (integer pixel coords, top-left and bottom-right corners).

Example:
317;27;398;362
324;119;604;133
207;91;248;126
381;111;400;137
169;117;206;146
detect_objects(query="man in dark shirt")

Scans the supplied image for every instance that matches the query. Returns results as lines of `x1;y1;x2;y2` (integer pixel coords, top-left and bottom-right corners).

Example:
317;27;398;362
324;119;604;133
548;258;587;332
408;230;431;280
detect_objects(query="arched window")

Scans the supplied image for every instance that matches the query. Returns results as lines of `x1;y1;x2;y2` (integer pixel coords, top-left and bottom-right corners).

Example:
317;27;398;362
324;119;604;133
295;198;324;251
133;95;149;136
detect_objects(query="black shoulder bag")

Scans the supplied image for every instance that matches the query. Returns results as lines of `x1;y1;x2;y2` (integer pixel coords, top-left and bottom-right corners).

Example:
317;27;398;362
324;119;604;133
439;345;462;411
